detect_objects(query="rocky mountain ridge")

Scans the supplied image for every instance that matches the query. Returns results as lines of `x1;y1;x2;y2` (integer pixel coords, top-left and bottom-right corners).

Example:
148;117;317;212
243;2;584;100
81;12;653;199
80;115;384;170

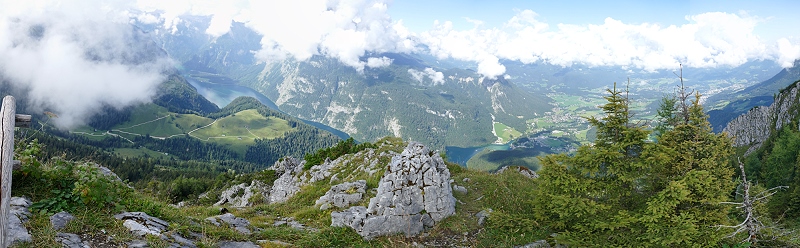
724;79;800;154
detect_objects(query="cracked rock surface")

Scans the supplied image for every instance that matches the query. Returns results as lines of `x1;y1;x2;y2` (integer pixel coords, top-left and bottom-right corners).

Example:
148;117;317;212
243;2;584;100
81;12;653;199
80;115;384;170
215;180;270;207
316;180;366;210
114;212;169;237
331;142;455;240
269;157;305;204
206;213;252;234
7;197;32;245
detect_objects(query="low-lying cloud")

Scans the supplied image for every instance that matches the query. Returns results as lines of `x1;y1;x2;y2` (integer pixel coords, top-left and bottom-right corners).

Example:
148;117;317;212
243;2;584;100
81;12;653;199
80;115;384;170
0;0;171;129
422;10;800;78
408;68;445;85
134;1;800;78
137;0;416;72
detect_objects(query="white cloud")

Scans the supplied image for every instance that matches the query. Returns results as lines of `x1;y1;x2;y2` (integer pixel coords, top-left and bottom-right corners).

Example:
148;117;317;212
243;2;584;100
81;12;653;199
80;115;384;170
0;0;171;129
776;38;800;68
366;56;393;68
408;67;444;85
424;68;445;84
408;69;425;83
137;0;416;72
420;10;800;74
133;2;800;76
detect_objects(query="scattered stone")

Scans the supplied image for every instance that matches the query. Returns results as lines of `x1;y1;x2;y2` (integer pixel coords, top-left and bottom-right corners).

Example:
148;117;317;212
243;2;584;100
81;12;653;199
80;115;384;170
50;211;75;230
55;233;91;248
329;173;339;183
515;240;551;248
272;217;318;232
114;212;169;237
216;241;260;248
127;240;149;248
257;239;294;247
495;166;539;179
331;142;456;240
205;213;251;234
308;158;335;183
214;180;270;208
169;201;187;208
316;180;367;210
452;184;468;194
269;157;305;203
7;196;32;244
476;209;493;226
169;233;197;248
462;177;471;183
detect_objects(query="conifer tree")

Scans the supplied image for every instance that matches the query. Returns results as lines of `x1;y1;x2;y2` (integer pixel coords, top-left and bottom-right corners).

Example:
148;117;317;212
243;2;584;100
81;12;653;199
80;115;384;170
534;85;735;246
534;83;650;246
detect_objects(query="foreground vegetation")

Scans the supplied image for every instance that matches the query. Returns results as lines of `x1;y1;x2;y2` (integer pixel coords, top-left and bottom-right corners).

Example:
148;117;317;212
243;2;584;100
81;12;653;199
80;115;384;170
9;82;800;247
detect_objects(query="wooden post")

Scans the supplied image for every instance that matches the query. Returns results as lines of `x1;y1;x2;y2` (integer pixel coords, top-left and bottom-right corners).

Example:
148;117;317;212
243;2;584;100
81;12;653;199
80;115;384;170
0;96;15;248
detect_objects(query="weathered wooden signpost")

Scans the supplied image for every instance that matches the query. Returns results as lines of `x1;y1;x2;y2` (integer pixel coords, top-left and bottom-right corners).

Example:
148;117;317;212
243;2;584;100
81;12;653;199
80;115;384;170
0;96;31;247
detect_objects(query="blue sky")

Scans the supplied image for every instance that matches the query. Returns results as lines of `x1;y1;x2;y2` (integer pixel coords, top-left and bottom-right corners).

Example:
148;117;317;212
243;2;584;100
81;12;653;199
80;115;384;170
389;0;800;42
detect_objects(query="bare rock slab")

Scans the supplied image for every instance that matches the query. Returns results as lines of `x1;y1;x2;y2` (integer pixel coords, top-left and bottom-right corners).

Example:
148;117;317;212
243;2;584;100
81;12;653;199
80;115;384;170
50;211;75;230
114;212;169;237
331;142;456;240
8;196;32;245
316;180;366;210
206;213;251;235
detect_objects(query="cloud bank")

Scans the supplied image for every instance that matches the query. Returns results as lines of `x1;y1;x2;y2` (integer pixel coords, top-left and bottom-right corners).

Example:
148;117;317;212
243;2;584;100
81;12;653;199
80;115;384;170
421;10;800;78
408;68;445;85
134;1;800;78
0;0;171;129
136;0;416;72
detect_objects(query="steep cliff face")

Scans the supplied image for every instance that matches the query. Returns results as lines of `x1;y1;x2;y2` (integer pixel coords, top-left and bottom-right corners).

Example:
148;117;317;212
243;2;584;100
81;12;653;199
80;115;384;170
723;80;800;154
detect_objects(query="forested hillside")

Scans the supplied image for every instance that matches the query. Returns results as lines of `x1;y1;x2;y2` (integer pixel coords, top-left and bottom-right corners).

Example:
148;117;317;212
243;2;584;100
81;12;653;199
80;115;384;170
726;80;800;227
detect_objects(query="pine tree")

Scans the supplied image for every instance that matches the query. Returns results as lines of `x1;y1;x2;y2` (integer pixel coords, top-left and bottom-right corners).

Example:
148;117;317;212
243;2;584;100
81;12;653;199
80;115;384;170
534;86;736;246
640;93;735;246
534;83;650;246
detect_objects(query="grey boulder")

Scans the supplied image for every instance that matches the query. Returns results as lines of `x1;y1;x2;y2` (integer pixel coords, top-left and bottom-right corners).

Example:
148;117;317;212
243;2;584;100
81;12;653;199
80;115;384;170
316;180;366;210
7;196;32;244
206;213;251;234
55;233;90;248
50;211;75;230
114;212;169;237
331;142;456;240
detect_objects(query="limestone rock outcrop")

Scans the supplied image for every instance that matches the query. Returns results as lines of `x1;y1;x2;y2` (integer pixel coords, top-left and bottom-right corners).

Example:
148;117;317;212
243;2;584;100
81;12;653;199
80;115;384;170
215;180;270;207
331;142;456;240
724;82;800;155
55;233;90;248
496;166;539;179
269;157;305;204
50;211;75;230
316;180;366;210
206;213;252;234
7;197;32;245
114;212;169;237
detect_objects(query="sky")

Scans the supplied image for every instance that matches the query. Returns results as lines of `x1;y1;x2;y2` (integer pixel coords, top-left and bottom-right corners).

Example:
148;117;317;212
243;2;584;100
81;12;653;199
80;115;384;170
0;0;799;128
389;0;800;42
